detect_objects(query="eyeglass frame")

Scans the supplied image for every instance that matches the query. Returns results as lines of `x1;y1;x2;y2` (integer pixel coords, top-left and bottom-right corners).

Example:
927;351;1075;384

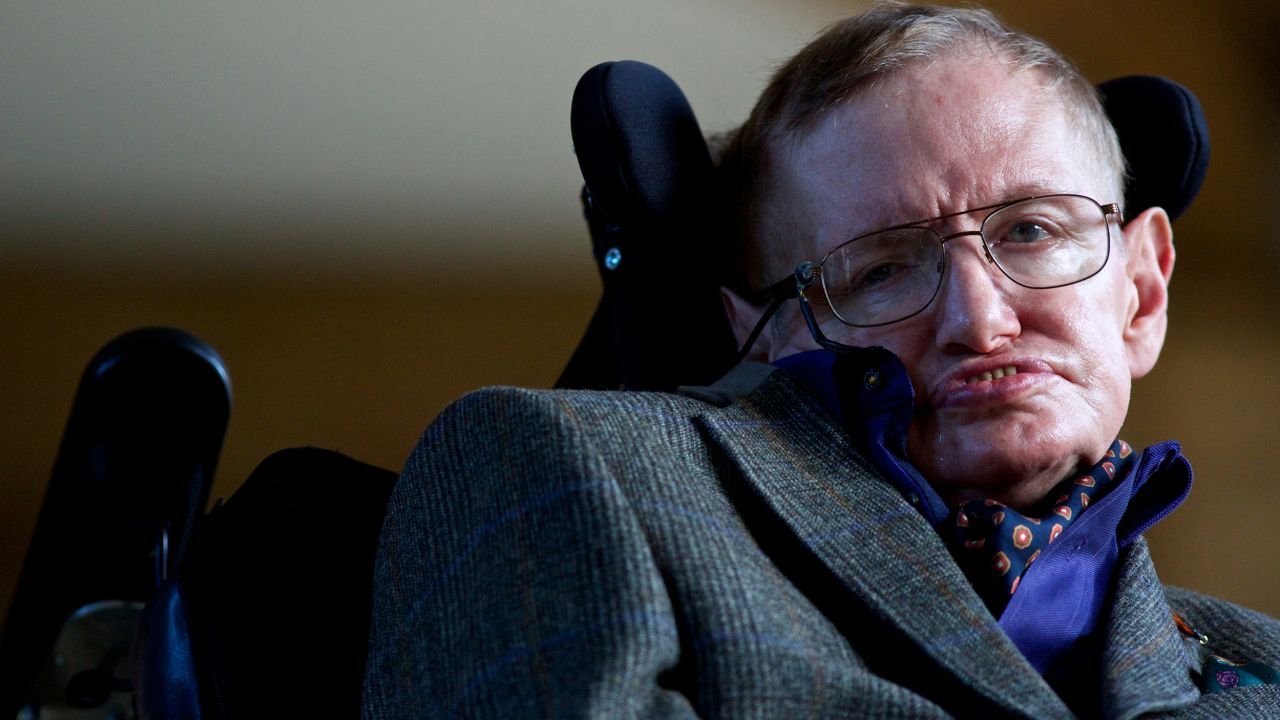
734;193;1125;360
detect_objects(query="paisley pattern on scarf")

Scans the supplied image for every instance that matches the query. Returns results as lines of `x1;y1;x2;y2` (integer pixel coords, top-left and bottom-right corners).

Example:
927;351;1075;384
949;439;1135;614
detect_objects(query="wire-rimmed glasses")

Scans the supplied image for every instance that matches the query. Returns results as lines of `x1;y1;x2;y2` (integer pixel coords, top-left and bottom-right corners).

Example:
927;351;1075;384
732;194;1124;361
799;193;1122;329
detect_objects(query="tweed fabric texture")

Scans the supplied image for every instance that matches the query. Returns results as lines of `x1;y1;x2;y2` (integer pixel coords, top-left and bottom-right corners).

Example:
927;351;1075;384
364;363;1280;719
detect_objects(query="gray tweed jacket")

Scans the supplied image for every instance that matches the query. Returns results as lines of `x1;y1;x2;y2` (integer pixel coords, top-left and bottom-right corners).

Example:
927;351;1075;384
363;363;1280;718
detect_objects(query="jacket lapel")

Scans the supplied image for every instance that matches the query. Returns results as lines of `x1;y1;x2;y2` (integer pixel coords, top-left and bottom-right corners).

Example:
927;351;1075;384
1100;538;1199;719
693;365;1068;718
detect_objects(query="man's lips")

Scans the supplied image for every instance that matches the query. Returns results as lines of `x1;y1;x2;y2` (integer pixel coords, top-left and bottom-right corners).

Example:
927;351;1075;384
930;359;1057;409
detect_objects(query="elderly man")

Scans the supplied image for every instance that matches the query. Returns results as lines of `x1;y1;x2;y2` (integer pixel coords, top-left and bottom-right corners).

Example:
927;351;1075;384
364;4;1280;718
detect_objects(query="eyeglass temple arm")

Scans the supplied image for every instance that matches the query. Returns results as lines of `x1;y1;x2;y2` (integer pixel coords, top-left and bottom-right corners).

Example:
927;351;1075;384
731;263;863;364
794;263;860;356
731;280;791;365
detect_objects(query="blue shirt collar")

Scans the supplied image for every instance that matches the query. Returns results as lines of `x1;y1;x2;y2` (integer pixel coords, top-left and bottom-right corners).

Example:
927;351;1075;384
773;348;950;525
999;440;1191;674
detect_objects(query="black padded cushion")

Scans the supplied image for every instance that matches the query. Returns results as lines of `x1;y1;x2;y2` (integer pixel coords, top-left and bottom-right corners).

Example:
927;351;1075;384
1099;75;1210;221
572;60;714;231
564;61;737;391
177;448;396;720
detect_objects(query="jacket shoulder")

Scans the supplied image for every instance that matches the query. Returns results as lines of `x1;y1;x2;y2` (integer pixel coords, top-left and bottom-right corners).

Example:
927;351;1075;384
423;361;792;449
442;383;714;422
440;360;783;420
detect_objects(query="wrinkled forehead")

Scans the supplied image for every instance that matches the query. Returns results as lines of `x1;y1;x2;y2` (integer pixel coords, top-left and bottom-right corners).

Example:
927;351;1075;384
770;56;1115;257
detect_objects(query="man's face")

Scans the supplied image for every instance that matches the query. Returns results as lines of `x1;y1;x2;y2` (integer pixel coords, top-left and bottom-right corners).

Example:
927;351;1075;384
760;55;1158;508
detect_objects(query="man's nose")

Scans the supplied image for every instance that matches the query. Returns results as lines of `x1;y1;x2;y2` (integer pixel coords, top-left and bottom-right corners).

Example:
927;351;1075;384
932;239;1021;354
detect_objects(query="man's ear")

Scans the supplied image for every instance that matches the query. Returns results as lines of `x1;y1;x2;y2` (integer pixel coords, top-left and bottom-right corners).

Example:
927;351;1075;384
1121;206;1176;379
721;285;772;362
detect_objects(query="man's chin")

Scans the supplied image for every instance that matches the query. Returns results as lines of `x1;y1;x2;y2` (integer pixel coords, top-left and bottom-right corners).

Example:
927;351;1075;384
907;410;1114;507
913;446;1080;512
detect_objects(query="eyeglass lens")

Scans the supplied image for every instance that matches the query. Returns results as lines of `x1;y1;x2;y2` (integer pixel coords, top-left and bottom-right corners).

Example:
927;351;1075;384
819;194;1111;327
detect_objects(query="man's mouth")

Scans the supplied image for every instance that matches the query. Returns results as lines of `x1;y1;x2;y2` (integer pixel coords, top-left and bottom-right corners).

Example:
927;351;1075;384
932;359;1053;409
965;365;1018;384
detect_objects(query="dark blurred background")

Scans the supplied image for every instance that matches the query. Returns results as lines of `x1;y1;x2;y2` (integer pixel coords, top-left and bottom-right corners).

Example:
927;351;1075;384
4;0;1279;620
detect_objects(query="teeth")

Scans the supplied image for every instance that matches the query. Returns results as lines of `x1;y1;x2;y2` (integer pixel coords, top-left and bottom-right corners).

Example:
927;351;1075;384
966;366;1017;384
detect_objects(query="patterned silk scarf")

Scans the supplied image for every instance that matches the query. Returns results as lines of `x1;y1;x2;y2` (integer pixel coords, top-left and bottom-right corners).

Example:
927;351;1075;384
949;439;1136;615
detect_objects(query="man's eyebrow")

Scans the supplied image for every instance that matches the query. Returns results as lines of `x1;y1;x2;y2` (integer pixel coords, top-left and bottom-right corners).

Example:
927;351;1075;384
905;182;1066;224
818;178;1073;255
1002;180;1062;198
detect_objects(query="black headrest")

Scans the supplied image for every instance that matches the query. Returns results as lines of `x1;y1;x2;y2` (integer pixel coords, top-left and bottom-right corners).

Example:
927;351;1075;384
559;63;1210;392
1098;75;1210;221
560;61;736;392
571;60;715;232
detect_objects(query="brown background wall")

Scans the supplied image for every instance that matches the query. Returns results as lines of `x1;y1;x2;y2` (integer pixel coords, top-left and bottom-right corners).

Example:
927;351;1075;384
4;0;1280;625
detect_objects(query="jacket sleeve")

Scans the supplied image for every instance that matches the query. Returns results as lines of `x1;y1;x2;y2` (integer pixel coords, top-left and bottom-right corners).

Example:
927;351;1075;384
363;387;701;719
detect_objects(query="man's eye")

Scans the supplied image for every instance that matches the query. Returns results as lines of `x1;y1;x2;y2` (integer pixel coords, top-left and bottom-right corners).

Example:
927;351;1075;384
1005;221;1051;244
864;263;898;284
853;261;906;290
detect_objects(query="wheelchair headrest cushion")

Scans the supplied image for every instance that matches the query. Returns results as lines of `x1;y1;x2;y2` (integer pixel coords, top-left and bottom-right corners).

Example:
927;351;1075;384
1098;75;1209;221
572;61;714;231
